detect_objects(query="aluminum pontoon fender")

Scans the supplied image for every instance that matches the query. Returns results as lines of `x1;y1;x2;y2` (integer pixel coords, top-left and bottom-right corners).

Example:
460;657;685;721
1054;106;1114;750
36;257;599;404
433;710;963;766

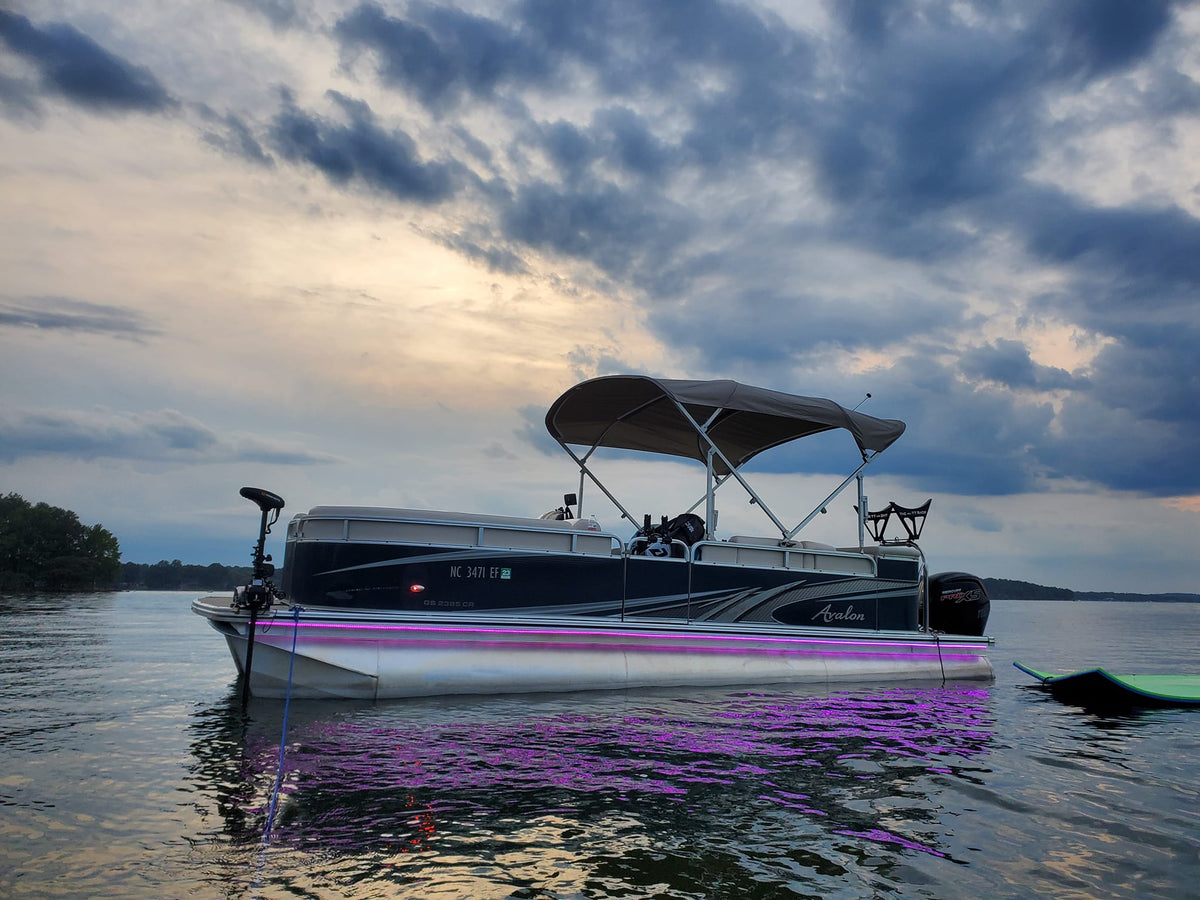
194;596;994;701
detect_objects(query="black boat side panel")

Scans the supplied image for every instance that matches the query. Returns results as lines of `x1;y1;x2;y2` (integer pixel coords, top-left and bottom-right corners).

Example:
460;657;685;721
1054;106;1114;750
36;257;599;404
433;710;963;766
283;539;922;631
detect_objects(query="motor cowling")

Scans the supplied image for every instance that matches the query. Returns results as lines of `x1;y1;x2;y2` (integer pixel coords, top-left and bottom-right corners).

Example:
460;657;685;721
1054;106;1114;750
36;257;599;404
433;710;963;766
663;513;705;547
633;513;706;557
928;571;990;636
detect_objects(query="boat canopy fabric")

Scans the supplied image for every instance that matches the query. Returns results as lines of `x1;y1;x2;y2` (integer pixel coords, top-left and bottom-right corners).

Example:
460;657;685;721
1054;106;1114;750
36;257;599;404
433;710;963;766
545;375;906;474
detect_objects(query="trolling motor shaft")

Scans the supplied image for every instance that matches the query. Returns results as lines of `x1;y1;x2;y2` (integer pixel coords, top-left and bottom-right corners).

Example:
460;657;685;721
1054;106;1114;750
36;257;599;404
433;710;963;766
235;487;285;706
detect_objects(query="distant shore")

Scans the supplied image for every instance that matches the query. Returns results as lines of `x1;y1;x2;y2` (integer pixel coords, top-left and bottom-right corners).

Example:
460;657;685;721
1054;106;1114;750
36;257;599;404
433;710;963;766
984;577;1199;603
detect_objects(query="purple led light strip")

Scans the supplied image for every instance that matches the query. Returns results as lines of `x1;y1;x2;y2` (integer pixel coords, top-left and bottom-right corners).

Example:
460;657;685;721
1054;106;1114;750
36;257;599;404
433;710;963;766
262;618;988;654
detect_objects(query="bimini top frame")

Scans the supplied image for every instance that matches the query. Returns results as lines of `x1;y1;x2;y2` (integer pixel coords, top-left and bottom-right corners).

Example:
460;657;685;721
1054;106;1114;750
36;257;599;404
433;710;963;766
544;375;907;542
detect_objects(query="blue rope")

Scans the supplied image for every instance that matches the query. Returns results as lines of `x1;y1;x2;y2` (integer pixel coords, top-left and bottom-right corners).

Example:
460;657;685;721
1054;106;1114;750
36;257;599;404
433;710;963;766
262;605;301;844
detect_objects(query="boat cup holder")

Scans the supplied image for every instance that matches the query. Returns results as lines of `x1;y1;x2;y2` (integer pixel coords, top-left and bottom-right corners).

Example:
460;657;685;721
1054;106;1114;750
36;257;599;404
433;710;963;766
856;499;931;545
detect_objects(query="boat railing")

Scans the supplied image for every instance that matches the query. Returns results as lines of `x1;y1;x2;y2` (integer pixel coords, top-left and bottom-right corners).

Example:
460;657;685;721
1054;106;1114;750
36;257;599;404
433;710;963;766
693;538;878;576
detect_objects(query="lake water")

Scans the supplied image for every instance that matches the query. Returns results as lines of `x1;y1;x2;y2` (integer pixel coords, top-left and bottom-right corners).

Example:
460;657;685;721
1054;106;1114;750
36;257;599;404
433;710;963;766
1;592;1197;899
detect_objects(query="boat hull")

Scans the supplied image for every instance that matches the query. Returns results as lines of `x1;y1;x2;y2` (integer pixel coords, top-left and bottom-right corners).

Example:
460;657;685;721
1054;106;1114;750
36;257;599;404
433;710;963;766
193;597;993;700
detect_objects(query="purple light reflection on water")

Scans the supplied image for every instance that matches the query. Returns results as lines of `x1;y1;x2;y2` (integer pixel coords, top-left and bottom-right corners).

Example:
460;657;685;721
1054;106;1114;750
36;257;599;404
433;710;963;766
836;827;948;858
240;684;996;865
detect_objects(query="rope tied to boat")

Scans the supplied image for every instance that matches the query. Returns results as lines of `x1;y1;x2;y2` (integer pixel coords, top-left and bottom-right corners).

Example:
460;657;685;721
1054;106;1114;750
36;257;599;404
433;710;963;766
934;632;946;685
263;604;302;845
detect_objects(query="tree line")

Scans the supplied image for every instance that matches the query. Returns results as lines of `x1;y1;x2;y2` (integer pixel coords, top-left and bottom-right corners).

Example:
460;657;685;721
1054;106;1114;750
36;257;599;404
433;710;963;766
1;493;254;592
0;493;122;591
120;559;253;591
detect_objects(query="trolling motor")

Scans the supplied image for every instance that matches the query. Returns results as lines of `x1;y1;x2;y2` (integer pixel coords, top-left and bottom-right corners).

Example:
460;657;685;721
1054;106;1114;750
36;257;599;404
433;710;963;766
234;486;285;706
234;486;286;612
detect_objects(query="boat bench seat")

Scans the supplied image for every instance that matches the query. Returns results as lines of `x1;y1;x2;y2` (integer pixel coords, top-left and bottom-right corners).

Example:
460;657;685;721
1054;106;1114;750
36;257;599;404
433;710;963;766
728;535;835;550
294;506;617;555
698;537;874;574
846;545;922;558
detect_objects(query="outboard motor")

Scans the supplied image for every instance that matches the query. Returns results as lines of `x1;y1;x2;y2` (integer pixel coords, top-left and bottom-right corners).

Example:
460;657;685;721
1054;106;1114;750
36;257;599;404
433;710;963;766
663;513;705;548
633;512;706;557
928;572;990;636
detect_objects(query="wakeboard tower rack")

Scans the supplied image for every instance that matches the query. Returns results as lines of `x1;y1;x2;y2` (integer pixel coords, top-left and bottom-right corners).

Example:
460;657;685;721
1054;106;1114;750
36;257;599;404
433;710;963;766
857;499;931;545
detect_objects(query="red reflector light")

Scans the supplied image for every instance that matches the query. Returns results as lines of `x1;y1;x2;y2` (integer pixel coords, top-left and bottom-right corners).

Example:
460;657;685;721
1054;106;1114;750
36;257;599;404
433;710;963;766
409;584;425;593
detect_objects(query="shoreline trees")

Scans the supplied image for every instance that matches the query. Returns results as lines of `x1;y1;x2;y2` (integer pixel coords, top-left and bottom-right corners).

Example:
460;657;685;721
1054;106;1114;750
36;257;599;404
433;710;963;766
0;493;122;591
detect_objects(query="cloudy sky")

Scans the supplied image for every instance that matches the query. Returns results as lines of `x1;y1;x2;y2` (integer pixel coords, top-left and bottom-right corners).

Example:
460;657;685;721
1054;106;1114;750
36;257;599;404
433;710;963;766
1;0;1197;593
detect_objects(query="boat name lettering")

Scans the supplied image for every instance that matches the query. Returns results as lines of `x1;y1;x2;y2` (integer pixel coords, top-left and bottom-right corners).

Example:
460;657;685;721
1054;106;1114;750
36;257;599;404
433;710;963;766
812;603;866;624
449;565;512;580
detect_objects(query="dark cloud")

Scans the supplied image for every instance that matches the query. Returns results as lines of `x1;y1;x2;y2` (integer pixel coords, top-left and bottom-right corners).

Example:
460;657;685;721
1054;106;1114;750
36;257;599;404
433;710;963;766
0;71;40;120
959;339;1082;392
434;230;528;275
946;505;1004;535
1090;327;1200;425
534;119;594;182
0;406;340;466
648;290;970;368
334;1;552;113
482;440;518;461
857;357;1058;496
1020;193;1200;290
268;89;460;203
199;107;274;167
592;107;674;179
809;1;1181;266
498;178;694;280
1040;393;1197;495
862;335;1200;498
514;404;562;459
0;11;174;114
832;1;903;47
521;0;808;99
224;0;308;31
1043;0;1173;80
0;297;158;339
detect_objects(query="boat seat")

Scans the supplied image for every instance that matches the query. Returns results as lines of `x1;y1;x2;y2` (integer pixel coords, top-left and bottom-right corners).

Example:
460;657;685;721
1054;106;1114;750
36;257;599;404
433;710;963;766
847;545;922;558
296;506;616;554
729;535;836;551
306;505;602;531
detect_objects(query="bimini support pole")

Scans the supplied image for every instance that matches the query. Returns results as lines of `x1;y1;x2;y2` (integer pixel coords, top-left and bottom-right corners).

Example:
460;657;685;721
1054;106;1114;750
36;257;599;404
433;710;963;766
705;449;717;540
857;474;866;551
668;399;792;539
786;455;875;542
554;439;643;530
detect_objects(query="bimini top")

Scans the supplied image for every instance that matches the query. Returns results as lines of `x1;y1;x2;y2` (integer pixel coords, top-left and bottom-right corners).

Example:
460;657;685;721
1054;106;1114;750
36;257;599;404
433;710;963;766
545;375;905;475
